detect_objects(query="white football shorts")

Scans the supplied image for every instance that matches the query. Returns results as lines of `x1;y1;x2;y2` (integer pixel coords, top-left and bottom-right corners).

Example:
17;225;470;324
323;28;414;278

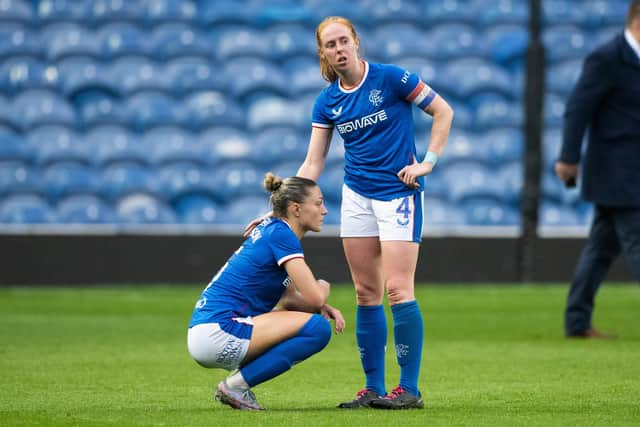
340;184;424;243
187;321;251;370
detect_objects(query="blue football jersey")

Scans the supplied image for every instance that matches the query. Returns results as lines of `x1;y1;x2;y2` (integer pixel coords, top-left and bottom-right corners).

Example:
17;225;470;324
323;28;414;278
189;217;303;329
312;61;436;201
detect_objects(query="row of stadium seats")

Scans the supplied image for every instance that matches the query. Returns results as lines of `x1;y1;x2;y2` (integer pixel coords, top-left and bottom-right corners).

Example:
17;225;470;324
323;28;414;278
0;0;627;29
0;20;618;66
0;190;592;228
1;124;524;168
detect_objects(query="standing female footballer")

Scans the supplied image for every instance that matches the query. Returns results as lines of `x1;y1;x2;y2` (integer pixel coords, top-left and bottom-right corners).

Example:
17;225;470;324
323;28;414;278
188;173;345;411
245;16;454;409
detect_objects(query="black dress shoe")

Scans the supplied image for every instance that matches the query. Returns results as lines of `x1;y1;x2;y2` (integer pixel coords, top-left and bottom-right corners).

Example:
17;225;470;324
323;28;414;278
567;328;617;339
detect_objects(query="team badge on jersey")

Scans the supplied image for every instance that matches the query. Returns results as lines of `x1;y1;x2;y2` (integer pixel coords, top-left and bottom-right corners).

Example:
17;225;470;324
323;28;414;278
368;89;384;107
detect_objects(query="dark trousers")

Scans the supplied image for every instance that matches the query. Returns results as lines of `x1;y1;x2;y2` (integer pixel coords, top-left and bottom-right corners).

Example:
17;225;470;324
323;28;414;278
565;205;640;335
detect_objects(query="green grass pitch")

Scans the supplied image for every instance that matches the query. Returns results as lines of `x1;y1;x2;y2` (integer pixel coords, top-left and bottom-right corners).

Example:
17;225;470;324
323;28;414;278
0;284;638;426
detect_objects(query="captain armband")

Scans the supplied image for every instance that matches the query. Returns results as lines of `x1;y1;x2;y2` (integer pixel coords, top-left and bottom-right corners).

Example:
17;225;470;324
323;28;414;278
410;81;437;110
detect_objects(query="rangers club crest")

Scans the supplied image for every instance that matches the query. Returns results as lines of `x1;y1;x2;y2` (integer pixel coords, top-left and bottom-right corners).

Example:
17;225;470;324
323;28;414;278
369;89;383;107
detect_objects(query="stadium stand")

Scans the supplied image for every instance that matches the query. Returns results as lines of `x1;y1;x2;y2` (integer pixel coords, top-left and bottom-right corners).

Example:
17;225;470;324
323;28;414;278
0;0;611;232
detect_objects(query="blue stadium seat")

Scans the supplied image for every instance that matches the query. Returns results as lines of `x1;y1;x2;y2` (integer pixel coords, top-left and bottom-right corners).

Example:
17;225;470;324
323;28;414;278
27;125;90;167
371;23;430;60
56;194;117;224
471;92;523;130
317;163;344;205
213;25;270;61
56;56;116;96
253;0;313;27
282;56;327;97
99;162;161;201
41;22;99;60
462;197;520;226
0;0;33;24
174;194;222;224
87;0;147;24
157;162;215;202
542;0;589;26
224;57;288;100
141;126;203;166
124;90;183;131
35;0;89;23
425;23;477;60
369;0;425;25
86;125;146;167
587;0;628;28
42;162;100;202
0;24;42;59
0;56;60;96
539;201;582;227
481;127;524;166
115;193;177;224
265;24;316;62
441;161;502;203
246;94;305;131
72;88;128;129
197;0;257;27
422;0;474;24
181;90;245;131
210;161;264;203
164;57;227;96
424;99;473;130
269;160;301;181
543;93;566;128
495;161;522;207
0;161;43;197
542;127;562;170
471;0;528;25
442;58;515;99
395;56;438;84
301;0;369;28
0;194;56;223
97;22;150;60
546;58;583;97
149;23;211;61
106;56;167;96
481;24;529;66
438;129;478;167
422;168;449;200
198;127;251;164
222;195;271;227
251;126;308;167
542;25;589;63
14;89;75;129
0;127;32;163
323;200;340;226
423;196;467;227
0;96;20;130
145;0;196;26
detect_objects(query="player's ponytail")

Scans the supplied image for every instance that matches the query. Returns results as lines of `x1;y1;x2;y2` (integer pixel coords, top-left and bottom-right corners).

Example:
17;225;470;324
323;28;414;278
264;173;317;218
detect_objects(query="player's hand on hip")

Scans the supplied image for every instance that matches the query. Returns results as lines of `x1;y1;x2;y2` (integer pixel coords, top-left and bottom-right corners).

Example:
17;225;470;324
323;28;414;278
397;160;432;188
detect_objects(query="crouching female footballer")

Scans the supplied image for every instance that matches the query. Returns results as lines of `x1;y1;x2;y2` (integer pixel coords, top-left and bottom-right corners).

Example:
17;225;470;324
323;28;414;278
187;172;345;411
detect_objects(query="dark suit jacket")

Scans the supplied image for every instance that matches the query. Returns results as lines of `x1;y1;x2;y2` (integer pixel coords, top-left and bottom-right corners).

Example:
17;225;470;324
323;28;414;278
560;32;640;207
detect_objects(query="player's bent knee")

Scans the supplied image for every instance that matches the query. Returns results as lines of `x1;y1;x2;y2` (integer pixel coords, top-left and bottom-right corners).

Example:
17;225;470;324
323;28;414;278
304;313;332;352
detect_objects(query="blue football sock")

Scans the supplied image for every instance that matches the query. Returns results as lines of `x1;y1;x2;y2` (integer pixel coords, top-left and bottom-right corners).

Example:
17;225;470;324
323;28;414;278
356;304;387;396
391;300;424;396
239;314;332;387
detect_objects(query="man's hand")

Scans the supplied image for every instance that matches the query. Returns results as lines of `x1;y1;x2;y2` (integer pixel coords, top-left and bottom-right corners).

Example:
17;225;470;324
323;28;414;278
320;304;345;334
555;161;579;188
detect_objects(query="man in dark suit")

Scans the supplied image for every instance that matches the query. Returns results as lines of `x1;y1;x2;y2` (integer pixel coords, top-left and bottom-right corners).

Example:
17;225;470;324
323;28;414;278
555;0;640;338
